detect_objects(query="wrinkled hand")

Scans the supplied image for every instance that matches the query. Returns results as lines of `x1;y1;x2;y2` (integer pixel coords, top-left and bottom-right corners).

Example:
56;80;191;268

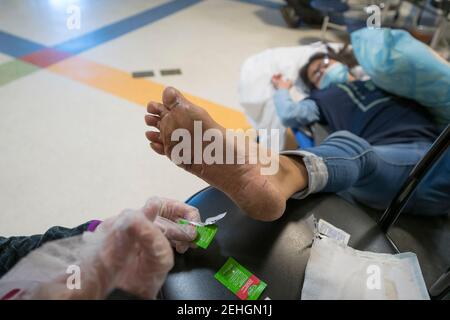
271;74;293;90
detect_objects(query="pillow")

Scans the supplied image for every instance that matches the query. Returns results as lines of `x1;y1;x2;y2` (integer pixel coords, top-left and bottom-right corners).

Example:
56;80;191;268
238;43;342;129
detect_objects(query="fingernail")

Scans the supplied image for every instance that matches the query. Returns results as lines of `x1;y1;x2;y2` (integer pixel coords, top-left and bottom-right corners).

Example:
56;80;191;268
176;243;189;254
182;224;197;239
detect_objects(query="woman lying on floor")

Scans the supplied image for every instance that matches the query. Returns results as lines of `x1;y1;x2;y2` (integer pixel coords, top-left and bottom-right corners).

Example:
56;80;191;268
144;82;448;222
270;49;447;215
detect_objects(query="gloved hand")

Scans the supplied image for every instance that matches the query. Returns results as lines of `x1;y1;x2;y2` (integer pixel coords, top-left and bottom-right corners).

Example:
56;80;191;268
144;197;201;254
98;206;175;299
0;199;175;300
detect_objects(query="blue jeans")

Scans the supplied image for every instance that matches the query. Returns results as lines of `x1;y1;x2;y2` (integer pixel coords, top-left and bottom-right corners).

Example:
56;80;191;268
282;131;448;215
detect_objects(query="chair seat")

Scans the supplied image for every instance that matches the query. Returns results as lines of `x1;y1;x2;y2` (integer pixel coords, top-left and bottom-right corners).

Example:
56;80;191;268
161;187;395;300
310;0;349;13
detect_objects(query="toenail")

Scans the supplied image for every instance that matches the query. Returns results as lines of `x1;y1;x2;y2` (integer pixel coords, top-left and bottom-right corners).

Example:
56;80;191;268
168;101;180;109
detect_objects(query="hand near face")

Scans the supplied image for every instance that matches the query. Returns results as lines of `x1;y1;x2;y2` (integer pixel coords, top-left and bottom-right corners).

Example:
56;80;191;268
271;74;293;90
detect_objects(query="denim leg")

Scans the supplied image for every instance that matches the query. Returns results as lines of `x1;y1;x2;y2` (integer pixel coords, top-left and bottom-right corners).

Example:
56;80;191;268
348;141;430;210
281;131;431;210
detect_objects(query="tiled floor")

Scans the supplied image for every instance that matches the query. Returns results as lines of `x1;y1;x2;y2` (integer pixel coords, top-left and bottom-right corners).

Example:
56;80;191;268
0;0;335;236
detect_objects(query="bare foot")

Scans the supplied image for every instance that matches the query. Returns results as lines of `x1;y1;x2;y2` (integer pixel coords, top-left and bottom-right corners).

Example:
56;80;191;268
145;87;307;221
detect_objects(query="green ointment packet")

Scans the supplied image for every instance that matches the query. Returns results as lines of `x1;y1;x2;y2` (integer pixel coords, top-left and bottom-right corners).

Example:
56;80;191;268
178;219;218;249
215;257;267;300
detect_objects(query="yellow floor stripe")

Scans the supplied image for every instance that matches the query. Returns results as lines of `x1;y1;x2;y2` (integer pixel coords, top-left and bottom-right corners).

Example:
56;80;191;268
48;56;251;129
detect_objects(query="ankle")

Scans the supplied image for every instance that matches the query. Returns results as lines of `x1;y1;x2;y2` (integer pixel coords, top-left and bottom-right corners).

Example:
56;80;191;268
277;155;309;199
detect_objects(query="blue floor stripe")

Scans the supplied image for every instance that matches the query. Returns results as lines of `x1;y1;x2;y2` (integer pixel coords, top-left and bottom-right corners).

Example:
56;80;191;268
0;31;46;58
54;0;202;55
234;0;282;10
0;0;201;59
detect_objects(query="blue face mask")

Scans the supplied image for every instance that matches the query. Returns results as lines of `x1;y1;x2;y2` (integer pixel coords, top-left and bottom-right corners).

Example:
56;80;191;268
318;62;350;89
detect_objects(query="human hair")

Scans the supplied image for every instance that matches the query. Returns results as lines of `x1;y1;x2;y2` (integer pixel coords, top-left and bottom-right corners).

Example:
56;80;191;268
299;44;358;90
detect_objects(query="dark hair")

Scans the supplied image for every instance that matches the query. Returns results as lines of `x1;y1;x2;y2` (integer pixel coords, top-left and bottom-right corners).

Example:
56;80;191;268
299;44;358;90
